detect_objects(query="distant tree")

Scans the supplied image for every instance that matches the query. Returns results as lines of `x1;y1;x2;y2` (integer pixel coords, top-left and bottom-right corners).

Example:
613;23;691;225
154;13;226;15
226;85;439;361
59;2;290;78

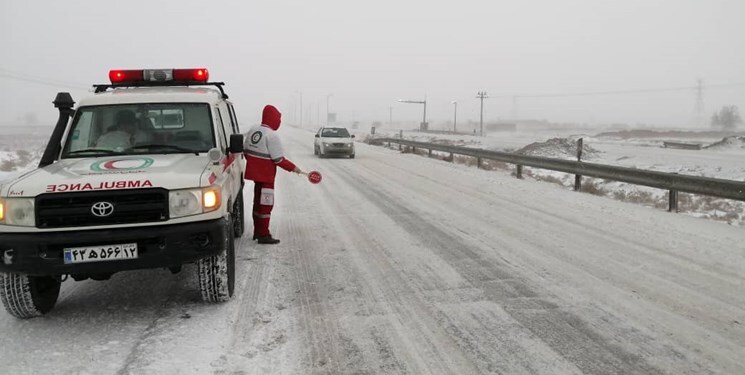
710;105;743;130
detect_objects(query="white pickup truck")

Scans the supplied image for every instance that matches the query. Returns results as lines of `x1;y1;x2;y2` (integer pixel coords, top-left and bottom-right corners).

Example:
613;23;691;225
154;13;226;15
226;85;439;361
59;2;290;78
0;68;246;318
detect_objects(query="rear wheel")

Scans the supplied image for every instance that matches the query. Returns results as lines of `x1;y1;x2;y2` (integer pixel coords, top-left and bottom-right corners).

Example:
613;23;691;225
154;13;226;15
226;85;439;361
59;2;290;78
0;273;61;319
197;217;235;302
349;153;355;159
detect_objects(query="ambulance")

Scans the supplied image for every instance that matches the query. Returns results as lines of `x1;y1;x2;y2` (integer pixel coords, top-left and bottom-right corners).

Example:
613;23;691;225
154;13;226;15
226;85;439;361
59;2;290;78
0;68;246;318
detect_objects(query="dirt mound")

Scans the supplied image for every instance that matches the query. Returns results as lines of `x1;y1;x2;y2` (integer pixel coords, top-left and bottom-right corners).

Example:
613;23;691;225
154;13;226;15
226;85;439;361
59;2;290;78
515;138;600;160
705;136;745;150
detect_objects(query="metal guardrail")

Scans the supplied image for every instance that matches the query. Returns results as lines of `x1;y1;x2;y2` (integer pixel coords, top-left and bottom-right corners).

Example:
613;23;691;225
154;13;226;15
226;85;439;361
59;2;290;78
371;137;745;211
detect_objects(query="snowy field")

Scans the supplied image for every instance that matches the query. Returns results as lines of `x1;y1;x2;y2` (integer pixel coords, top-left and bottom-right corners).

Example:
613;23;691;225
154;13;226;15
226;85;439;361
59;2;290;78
365;126;745;225
0;125;744;374
0;125;50;183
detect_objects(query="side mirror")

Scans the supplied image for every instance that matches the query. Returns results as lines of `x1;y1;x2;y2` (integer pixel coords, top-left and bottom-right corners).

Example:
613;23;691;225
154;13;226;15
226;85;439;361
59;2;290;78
351;135;355;138
229;133;244;153
314;134;320;138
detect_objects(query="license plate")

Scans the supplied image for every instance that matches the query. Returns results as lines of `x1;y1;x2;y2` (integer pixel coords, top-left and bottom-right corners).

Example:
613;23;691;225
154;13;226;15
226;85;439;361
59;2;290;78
63;243;138;264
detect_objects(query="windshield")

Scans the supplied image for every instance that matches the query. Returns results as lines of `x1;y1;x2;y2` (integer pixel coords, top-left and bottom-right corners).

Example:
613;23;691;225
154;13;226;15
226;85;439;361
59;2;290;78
61;103;214;157
321;128;350;138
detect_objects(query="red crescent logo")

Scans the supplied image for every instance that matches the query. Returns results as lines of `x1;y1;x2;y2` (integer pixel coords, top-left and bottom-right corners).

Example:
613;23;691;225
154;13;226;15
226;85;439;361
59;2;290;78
103;160;120;169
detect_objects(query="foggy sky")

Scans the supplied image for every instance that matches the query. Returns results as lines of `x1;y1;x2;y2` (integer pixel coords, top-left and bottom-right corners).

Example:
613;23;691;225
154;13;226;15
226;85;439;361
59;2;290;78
1;0;744;129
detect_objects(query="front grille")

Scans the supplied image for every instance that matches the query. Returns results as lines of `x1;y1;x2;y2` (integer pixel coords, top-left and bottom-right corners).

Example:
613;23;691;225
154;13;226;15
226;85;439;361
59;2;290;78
332;143;346;147
36;188;169;228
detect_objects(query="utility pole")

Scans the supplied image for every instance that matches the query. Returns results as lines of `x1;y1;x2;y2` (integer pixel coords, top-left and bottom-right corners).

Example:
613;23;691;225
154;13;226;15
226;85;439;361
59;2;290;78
477;91;488;136
422;96;427;131
297;91;303;127
452;101;458;133
694;78;705;128
326;93;333;126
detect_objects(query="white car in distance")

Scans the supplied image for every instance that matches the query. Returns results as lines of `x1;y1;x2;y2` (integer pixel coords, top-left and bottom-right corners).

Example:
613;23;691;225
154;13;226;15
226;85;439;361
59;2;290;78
314;127;355;158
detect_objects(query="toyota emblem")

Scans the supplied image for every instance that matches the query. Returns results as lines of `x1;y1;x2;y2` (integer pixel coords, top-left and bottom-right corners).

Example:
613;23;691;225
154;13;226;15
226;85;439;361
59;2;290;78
91;201;115;217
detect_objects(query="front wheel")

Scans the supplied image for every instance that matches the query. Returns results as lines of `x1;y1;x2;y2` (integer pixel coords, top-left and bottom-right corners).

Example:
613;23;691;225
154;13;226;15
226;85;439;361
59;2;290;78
0;273;61;319
233;191;245;238
197;218;236;302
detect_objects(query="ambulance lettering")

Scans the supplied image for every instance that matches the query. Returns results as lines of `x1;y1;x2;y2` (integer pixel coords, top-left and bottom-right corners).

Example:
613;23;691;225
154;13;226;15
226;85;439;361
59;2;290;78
46;180;153;192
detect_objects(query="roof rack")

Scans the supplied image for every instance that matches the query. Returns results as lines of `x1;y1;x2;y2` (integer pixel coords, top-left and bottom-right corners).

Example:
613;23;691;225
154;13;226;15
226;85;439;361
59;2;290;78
92;81;229;99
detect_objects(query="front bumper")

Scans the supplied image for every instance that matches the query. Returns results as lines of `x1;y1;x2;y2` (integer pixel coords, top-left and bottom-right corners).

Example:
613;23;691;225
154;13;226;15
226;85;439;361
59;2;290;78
322;145;354;155
0;218;229;276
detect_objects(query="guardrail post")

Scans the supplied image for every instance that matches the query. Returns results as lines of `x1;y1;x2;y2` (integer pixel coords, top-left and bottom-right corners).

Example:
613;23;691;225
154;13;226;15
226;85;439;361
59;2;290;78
449;152;453;162
669;190;679;212
516;164;523;179
477;157;482;169
428;149;432;157
399;130;403;150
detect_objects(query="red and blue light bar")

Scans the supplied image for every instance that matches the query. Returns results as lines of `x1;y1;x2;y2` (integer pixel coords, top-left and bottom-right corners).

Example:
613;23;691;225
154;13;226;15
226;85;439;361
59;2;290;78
109;68;209;84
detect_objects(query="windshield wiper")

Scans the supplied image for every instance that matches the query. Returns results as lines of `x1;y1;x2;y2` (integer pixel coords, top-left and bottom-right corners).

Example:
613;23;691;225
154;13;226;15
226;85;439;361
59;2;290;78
66;149;126;156
128;144;201;155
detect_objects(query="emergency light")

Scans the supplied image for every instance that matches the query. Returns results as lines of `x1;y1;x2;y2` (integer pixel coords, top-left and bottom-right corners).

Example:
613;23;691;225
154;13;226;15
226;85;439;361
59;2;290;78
109;68;209;84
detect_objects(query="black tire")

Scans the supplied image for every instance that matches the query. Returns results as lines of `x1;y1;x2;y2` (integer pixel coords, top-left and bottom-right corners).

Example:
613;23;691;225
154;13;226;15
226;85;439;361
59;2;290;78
197;218;235;303
0;272;61;319
233;191;245;238
349;154;355;159
314;146;319;155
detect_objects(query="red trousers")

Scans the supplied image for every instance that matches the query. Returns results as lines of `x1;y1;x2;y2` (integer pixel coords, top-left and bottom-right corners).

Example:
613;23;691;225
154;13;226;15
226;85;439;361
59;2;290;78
252;181;275;237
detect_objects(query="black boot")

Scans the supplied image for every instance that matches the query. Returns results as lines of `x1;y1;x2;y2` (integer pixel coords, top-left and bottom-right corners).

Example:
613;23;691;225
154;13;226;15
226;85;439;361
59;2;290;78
256;235;280;244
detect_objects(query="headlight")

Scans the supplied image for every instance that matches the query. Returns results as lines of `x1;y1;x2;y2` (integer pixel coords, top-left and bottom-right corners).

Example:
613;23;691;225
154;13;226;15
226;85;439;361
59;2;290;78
169;189;201;218
323;143;331;147
169;186;222;218
346;143;353;148
0;198;36;227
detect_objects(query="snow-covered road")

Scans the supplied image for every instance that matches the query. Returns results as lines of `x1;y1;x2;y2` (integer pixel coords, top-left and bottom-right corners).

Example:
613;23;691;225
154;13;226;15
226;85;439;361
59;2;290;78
1;126;744;374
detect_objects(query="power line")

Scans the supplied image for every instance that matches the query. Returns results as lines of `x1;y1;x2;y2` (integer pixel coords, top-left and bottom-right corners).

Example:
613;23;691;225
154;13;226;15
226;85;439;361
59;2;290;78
490;82;745;99
0;68;89;90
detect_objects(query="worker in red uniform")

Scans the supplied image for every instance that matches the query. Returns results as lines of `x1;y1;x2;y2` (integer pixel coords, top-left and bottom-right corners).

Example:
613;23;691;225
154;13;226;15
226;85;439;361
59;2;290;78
243;105;303;244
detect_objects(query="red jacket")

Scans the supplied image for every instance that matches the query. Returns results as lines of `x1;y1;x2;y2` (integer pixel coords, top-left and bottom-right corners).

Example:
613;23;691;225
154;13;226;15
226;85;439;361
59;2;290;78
243;105;296;183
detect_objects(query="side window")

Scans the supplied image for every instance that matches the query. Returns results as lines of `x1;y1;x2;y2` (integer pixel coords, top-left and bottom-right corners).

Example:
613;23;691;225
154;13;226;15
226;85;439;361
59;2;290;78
68;111;94;150
227;103;240;133
214;108;227;149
